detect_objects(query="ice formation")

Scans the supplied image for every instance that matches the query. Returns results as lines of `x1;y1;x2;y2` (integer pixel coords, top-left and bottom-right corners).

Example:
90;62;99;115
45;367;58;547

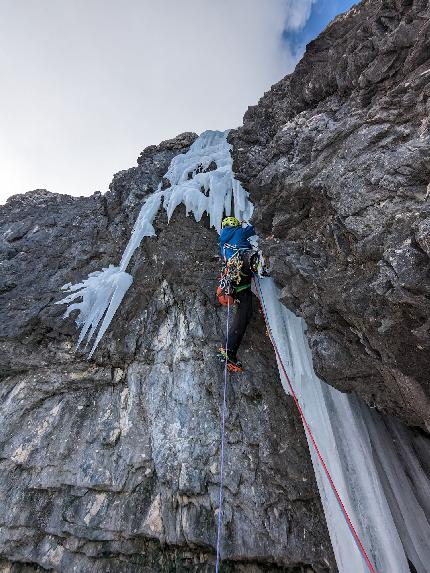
163;130;253;231
58;129;430;572
255;276;430;573
57;130;252;357
58;266;133;357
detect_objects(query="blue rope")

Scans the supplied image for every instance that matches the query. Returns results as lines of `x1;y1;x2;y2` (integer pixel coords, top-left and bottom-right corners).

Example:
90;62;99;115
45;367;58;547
215;292;231;572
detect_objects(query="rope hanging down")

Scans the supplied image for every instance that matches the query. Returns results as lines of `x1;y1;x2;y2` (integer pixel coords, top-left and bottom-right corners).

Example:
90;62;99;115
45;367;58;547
253;277;377;573
215;292;231;572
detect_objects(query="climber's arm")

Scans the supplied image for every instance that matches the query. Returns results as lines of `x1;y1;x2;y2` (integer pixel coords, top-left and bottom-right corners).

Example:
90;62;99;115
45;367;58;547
242;224;255;239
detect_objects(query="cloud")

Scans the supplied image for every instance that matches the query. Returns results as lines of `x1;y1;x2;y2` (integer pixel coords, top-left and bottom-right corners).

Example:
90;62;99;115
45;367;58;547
282;0;315;32
0;0;310;202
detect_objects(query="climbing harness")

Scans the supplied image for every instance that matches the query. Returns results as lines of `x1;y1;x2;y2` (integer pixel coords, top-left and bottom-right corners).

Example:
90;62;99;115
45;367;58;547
253;276;377;573
215;289;231;572
216;245;258;306
216;248;243;306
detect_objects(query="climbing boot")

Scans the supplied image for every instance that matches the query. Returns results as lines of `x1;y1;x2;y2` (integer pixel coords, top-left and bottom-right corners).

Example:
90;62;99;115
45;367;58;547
217;347;244;372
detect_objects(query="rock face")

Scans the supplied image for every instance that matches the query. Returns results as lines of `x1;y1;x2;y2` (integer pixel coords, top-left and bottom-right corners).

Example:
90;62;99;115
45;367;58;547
0;137;335;572
231;0;430;430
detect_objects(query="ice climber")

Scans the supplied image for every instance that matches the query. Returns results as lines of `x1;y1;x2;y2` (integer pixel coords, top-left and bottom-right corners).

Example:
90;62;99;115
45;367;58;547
216;216;256;372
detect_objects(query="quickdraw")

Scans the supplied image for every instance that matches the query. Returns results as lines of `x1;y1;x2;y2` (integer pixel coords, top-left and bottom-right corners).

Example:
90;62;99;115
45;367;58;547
216;268;235;306
225;251;245;284
216;245;268;306
216;248;247;306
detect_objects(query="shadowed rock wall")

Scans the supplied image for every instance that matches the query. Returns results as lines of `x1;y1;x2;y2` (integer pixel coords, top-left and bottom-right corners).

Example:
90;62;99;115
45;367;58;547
231;0;430;430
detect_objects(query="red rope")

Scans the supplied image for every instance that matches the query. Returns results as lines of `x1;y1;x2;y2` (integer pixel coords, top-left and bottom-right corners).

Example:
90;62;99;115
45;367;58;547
254;278;377;573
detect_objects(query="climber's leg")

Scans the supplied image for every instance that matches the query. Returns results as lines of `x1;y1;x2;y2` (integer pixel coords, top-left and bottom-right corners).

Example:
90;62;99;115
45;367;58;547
226;287;253;357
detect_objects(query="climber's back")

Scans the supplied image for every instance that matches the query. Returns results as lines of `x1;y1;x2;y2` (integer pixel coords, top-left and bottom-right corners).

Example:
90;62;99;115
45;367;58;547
219;217;255;260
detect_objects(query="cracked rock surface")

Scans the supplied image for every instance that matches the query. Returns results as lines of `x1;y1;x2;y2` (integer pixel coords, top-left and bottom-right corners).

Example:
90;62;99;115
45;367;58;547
0;136;335;572
231;0;430;430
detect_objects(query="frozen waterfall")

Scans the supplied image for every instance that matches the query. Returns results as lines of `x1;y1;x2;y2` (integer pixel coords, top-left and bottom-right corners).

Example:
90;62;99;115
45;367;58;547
256;276;430;573
58;129;430;572
57;130;252;357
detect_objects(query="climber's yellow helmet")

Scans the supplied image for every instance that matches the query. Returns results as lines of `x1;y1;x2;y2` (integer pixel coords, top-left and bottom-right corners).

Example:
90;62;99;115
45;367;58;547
221;216;241;229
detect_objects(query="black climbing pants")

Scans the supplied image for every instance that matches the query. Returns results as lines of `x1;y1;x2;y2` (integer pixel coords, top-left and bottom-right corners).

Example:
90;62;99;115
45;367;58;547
226;287;253;356
226;252;253;356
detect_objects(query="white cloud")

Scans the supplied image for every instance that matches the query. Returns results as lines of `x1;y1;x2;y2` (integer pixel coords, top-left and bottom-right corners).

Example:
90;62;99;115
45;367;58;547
282;0;315;32
0;0;308;202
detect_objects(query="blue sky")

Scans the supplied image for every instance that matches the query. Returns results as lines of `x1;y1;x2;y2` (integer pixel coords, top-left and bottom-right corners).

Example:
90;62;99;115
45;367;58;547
283;0;357;57
1;0;357;201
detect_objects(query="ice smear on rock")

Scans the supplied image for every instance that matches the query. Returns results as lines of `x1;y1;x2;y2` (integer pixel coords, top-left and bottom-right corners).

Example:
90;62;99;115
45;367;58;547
58;191;163;358
256;276;430;573
57;130;252;357
119;190;164;271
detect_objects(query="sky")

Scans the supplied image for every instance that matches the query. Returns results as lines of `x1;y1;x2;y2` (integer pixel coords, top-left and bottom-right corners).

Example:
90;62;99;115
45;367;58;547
0;0;355;203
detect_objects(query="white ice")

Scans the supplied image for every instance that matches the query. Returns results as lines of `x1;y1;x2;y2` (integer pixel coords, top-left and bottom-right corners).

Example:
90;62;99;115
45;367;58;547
56;190;163;358
163;130;253;231
57;130;252;356
255;276;430;573
58;266;133;358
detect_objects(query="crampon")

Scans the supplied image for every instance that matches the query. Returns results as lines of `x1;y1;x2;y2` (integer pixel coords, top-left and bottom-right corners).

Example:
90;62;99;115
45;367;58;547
217;347;244;372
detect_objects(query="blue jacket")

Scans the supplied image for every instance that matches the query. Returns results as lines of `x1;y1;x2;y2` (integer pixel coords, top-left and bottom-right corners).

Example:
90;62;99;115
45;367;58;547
219;224;255;261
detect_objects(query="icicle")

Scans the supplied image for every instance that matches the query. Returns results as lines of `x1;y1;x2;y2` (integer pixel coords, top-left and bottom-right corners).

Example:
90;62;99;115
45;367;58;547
58;130;253;355
119;190;163;271
57;266;133;357
56;189;163;357
163;129;253;232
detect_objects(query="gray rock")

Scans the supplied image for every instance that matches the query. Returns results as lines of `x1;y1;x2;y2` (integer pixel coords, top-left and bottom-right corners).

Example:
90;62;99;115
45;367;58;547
0;137;334;571
230;0;430;430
